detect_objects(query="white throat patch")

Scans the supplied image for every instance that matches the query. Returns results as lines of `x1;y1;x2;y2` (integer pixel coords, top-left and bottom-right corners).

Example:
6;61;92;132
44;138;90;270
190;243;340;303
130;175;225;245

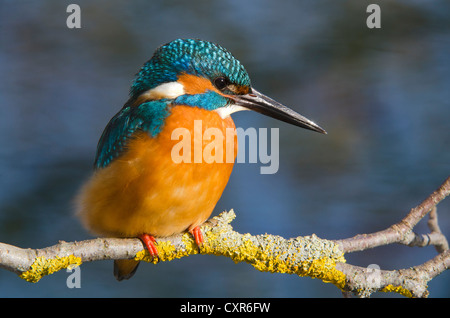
140;82;185;100
139;82;248;120
215;105;249;119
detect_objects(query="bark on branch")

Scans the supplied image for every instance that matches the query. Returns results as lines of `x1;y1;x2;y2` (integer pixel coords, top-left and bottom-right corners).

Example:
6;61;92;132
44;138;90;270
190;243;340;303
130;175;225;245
0;177;449;297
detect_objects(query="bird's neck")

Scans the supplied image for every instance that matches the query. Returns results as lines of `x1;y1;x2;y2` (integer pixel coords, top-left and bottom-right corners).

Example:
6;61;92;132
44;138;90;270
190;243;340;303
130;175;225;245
157;105;238;164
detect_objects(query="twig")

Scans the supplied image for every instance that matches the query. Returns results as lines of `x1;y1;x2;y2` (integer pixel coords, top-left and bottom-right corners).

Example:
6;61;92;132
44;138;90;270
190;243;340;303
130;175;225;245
335;177;450;253
336;249;450;298
0;211;347;286
0;177;449;297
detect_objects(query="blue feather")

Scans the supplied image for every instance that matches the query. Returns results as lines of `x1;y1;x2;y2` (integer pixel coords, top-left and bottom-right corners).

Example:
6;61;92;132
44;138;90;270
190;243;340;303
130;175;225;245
95;39;251;169
130;39;251;97
94;100;169;169
173;90;229;110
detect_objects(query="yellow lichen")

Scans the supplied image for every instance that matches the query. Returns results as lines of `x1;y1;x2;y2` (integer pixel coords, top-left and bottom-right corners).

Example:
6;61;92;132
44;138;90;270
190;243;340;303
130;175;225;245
381;284;414;298
135;233;197;264
300;257;347;289
19;255;82;283
132;210;347;291
201;215;347;290
181;233;201;255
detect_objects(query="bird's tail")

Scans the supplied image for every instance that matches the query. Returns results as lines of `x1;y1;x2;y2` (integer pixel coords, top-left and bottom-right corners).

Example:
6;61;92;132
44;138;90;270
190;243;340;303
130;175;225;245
114;259;140;281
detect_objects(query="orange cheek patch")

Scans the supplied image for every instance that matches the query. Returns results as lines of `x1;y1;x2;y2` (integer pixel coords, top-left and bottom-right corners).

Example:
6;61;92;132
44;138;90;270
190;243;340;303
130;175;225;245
177;73;219;95
230;84;250;95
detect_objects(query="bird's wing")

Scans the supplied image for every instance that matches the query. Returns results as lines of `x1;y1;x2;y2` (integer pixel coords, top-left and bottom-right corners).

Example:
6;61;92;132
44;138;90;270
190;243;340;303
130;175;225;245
94;100;169;169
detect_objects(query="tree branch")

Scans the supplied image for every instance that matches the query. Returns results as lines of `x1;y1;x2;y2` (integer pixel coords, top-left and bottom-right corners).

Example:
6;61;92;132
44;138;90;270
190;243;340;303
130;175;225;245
335;176;450;254
0;177;449;297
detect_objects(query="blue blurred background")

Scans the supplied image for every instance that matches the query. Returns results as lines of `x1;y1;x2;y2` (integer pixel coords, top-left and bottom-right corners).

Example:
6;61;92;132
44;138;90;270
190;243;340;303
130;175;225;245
0;0;449;297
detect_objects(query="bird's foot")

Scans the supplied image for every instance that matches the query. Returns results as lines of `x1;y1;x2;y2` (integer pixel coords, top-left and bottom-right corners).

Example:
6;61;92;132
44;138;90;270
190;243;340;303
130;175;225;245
190;226;204;248
138;233;158;257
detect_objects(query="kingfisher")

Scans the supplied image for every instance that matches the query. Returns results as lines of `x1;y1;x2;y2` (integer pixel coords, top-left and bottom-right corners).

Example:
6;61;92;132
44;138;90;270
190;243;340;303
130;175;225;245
76;39;326;281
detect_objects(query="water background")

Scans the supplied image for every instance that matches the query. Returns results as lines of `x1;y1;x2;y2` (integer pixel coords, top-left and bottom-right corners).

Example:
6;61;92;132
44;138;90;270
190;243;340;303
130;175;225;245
0;1;449;297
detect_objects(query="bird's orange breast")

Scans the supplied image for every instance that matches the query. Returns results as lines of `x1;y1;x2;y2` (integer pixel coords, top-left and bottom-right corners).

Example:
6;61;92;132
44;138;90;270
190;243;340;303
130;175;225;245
77;106;237;238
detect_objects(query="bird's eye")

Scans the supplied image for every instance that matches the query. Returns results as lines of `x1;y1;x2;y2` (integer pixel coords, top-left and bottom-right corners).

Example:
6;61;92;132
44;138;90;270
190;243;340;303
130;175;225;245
213;77;230;91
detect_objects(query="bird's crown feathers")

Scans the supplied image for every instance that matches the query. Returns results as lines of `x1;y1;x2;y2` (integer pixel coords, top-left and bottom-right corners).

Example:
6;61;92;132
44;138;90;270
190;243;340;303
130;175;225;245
131;39;251;97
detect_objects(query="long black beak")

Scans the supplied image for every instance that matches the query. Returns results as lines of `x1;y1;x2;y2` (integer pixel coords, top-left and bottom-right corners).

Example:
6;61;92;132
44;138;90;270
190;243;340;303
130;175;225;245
233;88;326;134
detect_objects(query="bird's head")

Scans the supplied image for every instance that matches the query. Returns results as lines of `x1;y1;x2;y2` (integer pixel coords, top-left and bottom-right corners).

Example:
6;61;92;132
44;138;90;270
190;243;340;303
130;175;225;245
129;39;326;134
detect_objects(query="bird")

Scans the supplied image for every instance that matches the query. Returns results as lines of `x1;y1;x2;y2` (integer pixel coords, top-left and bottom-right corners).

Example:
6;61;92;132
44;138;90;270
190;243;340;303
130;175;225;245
76;39;326;281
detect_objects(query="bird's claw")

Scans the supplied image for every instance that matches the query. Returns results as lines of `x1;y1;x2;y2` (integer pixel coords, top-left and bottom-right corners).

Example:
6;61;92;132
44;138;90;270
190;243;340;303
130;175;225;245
139;233;159;257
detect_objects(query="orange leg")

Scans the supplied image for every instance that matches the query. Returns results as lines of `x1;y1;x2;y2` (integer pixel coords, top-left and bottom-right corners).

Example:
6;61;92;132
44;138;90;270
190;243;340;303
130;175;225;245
139;233;158;257
190;226;204;246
